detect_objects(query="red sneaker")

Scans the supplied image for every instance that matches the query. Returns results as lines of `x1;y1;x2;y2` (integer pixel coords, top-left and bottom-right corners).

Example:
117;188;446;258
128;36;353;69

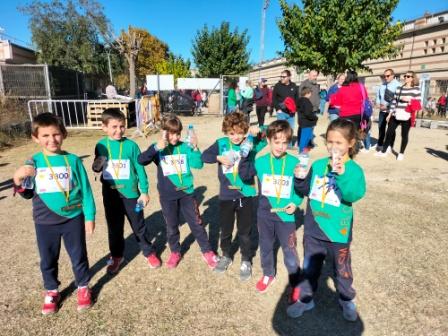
202;251;218;269
147;253;161;269
255;275;275;293
106;256;124;274
42;290;60;315
77;287;92;311
288;286;301;304
166;252;182;269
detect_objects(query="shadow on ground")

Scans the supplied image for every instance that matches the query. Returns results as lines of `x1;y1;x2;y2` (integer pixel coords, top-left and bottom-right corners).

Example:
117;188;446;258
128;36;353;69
425;147;448;161
272;257;365;336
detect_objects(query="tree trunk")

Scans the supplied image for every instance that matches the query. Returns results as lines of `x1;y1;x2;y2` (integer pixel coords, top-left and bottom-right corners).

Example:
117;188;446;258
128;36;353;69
129;56;136;98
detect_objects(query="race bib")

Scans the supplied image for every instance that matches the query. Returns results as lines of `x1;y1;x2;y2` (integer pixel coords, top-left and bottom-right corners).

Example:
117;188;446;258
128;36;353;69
261;174;292;199
309;176;341;207
221;150;241;174
103;159;130;180
35;166;71;194
160;154;187;176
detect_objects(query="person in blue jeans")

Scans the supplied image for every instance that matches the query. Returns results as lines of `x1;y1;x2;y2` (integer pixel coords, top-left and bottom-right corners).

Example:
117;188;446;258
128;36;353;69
272;70;299;146
297;87;318;153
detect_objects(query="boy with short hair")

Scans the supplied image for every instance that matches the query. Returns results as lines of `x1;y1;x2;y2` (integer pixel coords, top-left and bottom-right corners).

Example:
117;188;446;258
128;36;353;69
239;120;303;297
202;112;267;280
297;87;318;153
138;116;218;269
93;108;160;274
13;112;95;314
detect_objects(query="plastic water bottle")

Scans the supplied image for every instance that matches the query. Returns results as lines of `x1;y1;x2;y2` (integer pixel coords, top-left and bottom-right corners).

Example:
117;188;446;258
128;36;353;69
134;200;144;213
240;135;254;158
331;148;342;173
296;153;310;179
223;145;239;165
184;124;194;147
22;159;35;189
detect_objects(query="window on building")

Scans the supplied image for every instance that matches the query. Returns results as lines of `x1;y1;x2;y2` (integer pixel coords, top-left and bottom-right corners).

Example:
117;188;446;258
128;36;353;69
425;40;429;47
424;49;428;55
433;39;437;45
432;47;436;53
442;46;445;53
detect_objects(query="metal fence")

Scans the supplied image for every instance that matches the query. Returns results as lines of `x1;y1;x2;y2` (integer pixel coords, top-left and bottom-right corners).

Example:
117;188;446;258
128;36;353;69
0;64;97;99
27;99;136;129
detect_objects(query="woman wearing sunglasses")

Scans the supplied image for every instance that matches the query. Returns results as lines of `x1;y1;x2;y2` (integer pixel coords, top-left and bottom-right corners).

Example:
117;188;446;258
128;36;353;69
376;71;421;161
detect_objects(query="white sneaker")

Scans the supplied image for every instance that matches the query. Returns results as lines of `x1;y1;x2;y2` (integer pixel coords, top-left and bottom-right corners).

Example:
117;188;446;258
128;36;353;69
286;299;315;318
375;151;387;157
397;153;404;161
359;148;369;153
339;299;358;322
370;144;377;151
386;146;392;154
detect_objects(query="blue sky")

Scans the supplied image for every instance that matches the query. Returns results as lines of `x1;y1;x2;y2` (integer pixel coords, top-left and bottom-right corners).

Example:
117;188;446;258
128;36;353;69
1;0;447;66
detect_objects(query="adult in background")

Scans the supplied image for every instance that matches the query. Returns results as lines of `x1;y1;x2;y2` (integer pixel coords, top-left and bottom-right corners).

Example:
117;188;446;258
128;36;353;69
254;78;271;126
227;81;238;114
375;69;401;152
376;71;421;161
325;73;346;122
299;70;320;114
240;80;254;115
330;70;367;126
272;70;299;145
437;93;447;117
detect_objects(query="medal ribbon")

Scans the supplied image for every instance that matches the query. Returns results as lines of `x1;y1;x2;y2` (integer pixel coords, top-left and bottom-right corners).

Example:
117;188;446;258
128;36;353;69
269;154;286;205
107;138;123;179
43;153;70;204
228;139;238;185
167;145;184;186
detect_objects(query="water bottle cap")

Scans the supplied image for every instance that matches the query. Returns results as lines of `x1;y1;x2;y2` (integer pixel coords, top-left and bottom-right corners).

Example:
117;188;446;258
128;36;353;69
188;124;194;129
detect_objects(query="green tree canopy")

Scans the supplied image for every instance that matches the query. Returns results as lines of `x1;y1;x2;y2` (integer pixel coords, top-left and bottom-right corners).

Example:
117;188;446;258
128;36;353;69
277;0;402;76
155;53;191;79
192;22;250;77
20;0;112;75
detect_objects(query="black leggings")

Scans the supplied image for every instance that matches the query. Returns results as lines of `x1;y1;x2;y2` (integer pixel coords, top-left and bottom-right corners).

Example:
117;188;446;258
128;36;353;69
382;116;411;154
256;106;268;126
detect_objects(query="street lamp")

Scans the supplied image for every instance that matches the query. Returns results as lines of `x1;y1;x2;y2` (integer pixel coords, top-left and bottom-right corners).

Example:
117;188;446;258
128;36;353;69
105;44;113;83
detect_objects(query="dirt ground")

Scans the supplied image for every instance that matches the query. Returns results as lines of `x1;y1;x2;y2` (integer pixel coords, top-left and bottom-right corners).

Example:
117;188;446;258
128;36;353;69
0;113;447;336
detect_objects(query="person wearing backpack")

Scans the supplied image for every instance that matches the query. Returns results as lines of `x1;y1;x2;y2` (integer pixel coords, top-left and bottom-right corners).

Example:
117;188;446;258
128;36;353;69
375;69;401;152
255;78;270;126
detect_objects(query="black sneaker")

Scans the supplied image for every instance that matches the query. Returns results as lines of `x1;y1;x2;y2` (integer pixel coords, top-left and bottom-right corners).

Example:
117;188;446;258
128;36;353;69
214;256;232;273
240;261;252;281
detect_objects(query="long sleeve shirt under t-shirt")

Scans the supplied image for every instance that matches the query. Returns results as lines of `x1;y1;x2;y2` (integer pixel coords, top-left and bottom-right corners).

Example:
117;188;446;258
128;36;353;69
201;135;267;200
95;137;149;198
17;152;96;225
294;157;366;244
138;141;203;200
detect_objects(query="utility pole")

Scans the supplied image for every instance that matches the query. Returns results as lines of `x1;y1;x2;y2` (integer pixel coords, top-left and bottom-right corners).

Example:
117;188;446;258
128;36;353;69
258;0;270;79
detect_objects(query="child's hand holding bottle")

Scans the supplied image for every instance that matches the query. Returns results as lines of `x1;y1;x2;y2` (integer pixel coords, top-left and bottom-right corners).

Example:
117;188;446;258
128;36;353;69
330;148;345;175
13;164;36;187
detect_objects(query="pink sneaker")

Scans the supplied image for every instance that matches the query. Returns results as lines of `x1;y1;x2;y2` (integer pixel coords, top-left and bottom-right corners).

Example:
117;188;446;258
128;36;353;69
256;275;275;293
147;253;161;269
77;287;92;311
106;256;124;274
42;290;60;315
166;252;182;269
202;251;218;269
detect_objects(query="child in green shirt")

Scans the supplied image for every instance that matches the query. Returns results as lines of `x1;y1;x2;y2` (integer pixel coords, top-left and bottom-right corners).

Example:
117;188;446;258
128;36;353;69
13;113;95;315
289;118;366;321
93;108;160;274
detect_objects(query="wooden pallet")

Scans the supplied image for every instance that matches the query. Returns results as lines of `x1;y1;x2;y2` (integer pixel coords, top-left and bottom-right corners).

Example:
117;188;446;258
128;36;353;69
87;101;134;128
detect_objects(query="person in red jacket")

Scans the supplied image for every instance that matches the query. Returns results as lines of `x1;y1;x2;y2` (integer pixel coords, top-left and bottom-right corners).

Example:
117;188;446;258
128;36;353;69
330;70;367;127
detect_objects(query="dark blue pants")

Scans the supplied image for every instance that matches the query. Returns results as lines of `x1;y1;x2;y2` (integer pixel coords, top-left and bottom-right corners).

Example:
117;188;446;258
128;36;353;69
103;185;154;258
257;216;301;286
160;194;211;253
35;215;90;290
298;235;355;301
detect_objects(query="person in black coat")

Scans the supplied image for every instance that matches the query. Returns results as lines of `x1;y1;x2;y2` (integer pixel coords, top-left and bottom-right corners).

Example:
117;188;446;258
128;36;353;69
297;87;318;153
